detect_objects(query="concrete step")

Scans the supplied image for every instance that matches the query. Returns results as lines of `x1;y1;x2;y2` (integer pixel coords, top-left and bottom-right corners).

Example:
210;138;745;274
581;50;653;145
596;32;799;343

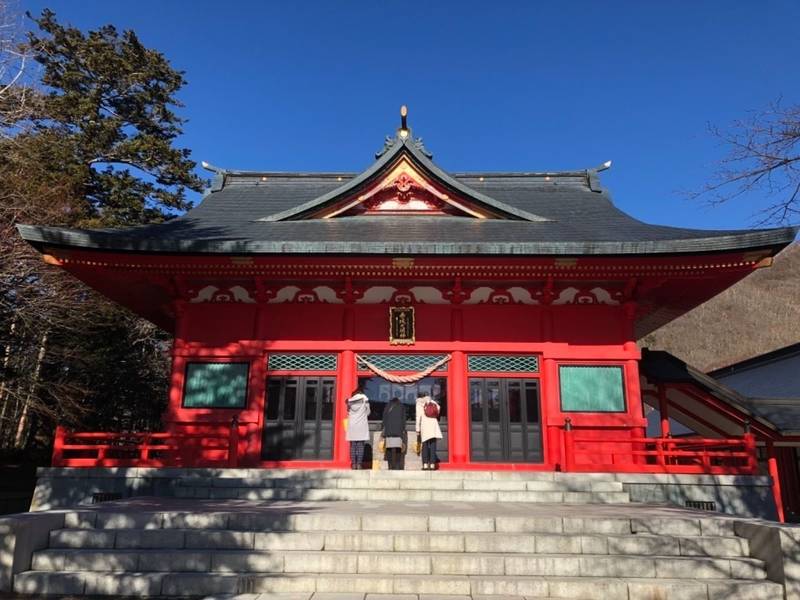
12;571;783;598
29;548;768;580
62;511;736;538
176;476;625;493
173;488;631;503
154;469;619;482
48;528;751;557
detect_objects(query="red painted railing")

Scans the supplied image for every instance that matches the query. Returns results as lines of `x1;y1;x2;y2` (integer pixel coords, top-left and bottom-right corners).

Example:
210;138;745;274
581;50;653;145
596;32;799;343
562;423;759;475
52;419;241;468
52;418;757;477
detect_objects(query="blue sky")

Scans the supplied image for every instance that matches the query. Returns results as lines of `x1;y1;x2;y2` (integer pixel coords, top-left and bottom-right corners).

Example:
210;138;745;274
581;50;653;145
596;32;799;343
22;1;800;229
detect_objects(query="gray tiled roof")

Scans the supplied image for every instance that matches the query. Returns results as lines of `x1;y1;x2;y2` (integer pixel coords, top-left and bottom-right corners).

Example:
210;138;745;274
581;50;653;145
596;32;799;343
736;398;800;436
16;136;798;255
710;343;800;398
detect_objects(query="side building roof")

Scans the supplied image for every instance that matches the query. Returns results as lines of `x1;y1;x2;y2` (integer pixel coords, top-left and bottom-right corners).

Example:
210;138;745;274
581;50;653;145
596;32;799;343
640;349;800;437
708;343;800;399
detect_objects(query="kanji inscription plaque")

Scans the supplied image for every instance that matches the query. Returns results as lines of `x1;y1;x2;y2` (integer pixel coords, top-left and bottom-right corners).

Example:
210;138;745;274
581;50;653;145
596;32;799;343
389;306;415;345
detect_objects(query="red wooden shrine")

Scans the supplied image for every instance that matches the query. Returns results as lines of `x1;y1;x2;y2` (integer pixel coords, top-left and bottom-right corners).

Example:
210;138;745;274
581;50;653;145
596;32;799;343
18;109;798;519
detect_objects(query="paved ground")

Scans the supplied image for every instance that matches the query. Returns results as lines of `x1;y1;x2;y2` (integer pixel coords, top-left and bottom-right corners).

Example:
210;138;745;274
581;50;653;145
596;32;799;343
0;592;571;599
71;496;734;521
201;595;558;599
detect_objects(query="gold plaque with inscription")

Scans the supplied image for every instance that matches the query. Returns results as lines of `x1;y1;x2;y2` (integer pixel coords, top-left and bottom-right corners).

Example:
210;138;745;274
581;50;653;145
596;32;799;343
389;306;415;345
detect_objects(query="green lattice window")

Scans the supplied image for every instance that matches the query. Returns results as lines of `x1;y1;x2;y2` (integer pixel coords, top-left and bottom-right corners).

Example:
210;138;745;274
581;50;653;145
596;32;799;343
183;362;249;408
559;365;625;412
267;354;337;371
468;355;539;373
358;354;448;372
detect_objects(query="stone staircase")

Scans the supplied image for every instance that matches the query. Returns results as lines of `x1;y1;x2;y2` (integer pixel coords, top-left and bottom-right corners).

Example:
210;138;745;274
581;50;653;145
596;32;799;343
11;470;785;598
170;470;632;504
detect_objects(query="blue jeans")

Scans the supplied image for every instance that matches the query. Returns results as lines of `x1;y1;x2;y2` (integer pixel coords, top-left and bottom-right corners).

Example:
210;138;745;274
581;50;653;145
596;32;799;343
422;439;437;465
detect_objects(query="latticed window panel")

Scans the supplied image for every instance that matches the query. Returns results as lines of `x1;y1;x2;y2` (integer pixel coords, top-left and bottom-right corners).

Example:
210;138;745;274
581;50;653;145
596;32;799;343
267;354;337;371
358;354;448;372
468;355;540;373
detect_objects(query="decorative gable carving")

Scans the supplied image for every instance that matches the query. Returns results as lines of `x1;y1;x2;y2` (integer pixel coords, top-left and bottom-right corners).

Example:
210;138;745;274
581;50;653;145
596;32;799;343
319;157;489;219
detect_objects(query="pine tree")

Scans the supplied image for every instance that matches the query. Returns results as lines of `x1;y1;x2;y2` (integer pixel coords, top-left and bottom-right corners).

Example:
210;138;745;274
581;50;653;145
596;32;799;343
23;9;204;226
0;9;201;451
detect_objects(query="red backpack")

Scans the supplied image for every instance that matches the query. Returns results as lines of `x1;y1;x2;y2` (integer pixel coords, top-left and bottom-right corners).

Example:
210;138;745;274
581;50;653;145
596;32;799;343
424;401;440;419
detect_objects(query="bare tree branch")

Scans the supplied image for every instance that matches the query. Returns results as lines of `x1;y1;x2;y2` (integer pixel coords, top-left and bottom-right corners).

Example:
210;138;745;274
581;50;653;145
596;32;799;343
692;100;800;226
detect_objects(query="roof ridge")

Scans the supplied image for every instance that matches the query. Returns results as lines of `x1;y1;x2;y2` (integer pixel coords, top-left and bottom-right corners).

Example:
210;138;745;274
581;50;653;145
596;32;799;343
224;171;357;178
207;169;603;180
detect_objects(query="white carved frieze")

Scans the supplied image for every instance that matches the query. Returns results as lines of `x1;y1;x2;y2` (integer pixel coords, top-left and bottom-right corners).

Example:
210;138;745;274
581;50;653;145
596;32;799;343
552;287;621;306
463;286;492;304
463;286;539;305
189;285;256;303
188;283;621;306
357;286;396;304
409;286;447;304
267;285;343;304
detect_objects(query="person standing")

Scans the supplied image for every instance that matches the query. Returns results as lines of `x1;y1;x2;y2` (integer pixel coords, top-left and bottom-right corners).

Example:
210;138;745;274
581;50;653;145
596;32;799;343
346;386;370;469
415;391;442;470
382;396;406;470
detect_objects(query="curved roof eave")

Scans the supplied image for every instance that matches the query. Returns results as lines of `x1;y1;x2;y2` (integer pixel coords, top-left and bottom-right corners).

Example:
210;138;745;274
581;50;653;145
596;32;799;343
257;135;551;223
16;223;798;256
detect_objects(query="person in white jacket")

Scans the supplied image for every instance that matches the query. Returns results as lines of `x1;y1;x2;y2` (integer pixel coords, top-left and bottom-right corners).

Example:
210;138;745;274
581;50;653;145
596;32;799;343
346;387;371;469
415;391;442;470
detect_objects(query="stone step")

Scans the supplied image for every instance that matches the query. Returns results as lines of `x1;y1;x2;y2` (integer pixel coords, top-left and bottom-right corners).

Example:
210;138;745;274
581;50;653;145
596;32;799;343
48;528;751;557
62;511;734;538
177;477;625;493
30;549;768;580
141;468;620;482
12;571;783;598
173;488;631;503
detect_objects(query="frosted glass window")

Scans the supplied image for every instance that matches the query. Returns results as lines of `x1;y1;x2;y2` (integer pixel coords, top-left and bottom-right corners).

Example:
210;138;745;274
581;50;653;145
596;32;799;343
559;365;625;412
183;362;249;408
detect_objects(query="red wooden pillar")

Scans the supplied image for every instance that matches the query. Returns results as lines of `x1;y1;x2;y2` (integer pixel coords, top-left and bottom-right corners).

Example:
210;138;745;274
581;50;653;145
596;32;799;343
448;350;469;466
621;303;643;416
52;425;65;467
767;442;786;523
624;358;646;465
658;384;670;437
246;352;267;466
165;300;188;431
743;428;758;474
542;357;561;470
624;359;645;428
334;349;356;467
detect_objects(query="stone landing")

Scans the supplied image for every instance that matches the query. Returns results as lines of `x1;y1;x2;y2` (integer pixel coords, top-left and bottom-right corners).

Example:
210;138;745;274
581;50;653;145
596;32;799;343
31;468;778;520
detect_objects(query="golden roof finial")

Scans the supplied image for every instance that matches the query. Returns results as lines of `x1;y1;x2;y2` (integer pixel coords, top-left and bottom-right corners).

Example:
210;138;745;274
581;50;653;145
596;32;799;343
399;105;409;138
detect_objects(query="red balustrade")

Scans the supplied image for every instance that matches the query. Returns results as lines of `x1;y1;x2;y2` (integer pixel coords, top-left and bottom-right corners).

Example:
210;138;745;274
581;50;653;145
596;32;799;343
52;420;242;468
561;423;759;475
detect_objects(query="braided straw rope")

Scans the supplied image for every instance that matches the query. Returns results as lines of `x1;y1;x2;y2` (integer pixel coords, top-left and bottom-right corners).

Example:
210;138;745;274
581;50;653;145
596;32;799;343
355;354;452;383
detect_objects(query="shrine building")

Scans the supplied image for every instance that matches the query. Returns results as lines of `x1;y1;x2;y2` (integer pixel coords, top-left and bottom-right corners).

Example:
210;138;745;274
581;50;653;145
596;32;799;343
17;109;800;519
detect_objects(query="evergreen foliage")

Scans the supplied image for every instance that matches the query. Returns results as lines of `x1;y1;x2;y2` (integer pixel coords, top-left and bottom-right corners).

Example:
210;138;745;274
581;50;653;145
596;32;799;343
25;9;204;226
0;8;200;451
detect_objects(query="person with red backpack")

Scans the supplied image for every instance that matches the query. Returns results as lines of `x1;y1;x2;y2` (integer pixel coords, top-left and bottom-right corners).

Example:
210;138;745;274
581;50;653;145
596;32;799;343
415;391;442;470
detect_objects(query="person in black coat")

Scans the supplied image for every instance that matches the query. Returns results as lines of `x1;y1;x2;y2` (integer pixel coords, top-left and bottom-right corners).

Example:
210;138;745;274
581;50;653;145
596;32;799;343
381;397;407;470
